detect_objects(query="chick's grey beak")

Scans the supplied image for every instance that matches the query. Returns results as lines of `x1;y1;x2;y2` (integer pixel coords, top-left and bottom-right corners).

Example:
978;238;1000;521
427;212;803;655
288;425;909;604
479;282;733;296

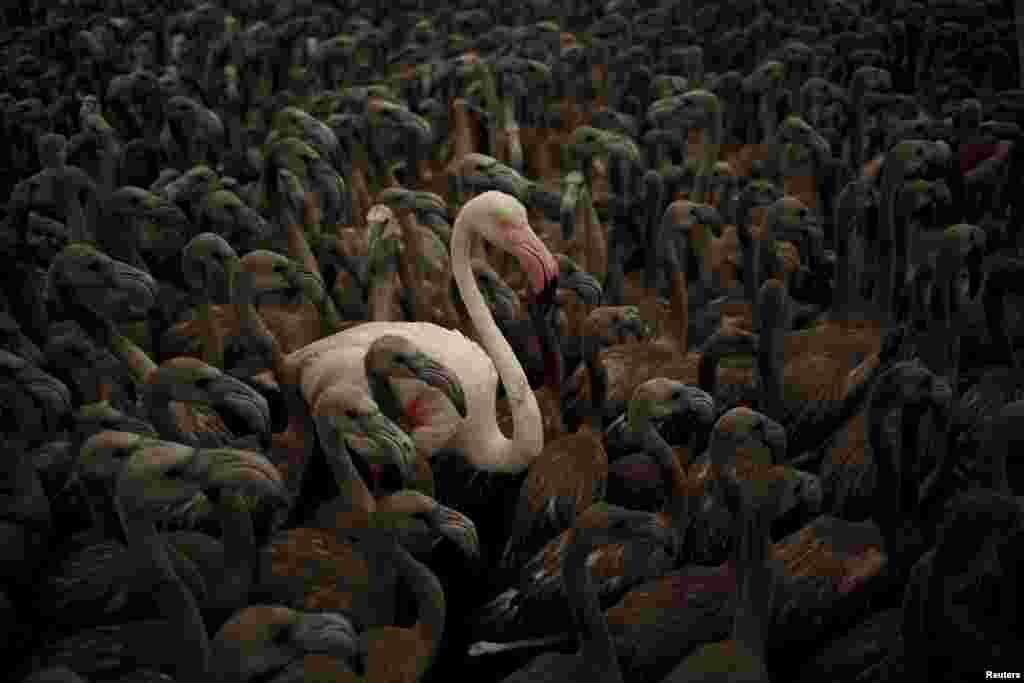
111;260;158;318
412;357;468;419
213;375;272;438
562;270;602;307
695;205;722;225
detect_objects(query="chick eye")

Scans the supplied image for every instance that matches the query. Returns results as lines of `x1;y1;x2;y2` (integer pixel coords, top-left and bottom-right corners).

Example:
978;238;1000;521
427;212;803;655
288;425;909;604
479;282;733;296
671;389;683;400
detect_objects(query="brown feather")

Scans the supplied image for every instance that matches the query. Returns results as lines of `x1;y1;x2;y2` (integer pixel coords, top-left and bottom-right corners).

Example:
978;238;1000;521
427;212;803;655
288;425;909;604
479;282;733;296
784;166;821;214
818;411;877;519
364;626;432;683
160;304;241;363
570;340;755;415
255;300;325;353
502;423;609;568
723;142;771;179
322;227;369;316
169;400;233;439
824;412;869;469
860;153;884;183
532;507;675;589
521;428;607;520
303;654;359;682
605;561;737;630
771;517;886;599
567;339;684;410
777;321;885;413
263;528;374;617
497;384;564;444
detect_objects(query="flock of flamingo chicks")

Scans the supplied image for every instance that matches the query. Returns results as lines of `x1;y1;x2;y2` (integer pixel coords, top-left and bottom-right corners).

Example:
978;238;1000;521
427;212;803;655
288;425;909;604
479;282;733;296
0;0;1023;680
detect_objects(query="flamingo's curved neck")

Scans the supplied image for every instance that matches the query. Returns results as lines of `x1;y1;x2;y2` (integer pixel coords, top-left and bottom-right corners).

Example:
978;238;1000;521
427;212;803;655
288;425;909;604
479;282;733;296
874;151;903;322
759;89;778;147
867;382;908;548
109;328;158;387
197;300;224;369
367;367;402;423
738;200;761;326
636;414;690;527
584;344;609;432
850;77;867;172
917;251;958;385
731;507;774;662
984;264;1018;371
989;411;1015;494
916;404;957;516
63;174;90;244
693;109;722;204
697;340;732;401
236;269;289;381
121;502;210;680
393;542;446;673
564;535;626;683
644;177;665;291
451;210;542;472
215;492;258;609
833;198;856;318
757;297;787;424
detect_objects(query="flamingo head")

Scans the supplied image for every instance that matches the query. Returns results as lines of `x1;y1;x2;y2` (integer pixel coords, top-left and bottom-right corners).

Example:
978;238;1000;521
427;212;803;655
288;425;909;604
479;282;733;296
365;335;468;419
471;191;563;388
461;191;558;303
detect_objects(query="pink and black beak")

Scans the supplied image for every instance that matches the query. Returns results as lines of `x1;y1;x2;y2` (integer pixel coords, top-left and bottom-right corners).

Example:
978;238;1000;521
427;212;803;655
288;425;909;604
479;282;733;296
505;213;563;388
520;226;560;314
518;240;558;388
527;274;563;388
